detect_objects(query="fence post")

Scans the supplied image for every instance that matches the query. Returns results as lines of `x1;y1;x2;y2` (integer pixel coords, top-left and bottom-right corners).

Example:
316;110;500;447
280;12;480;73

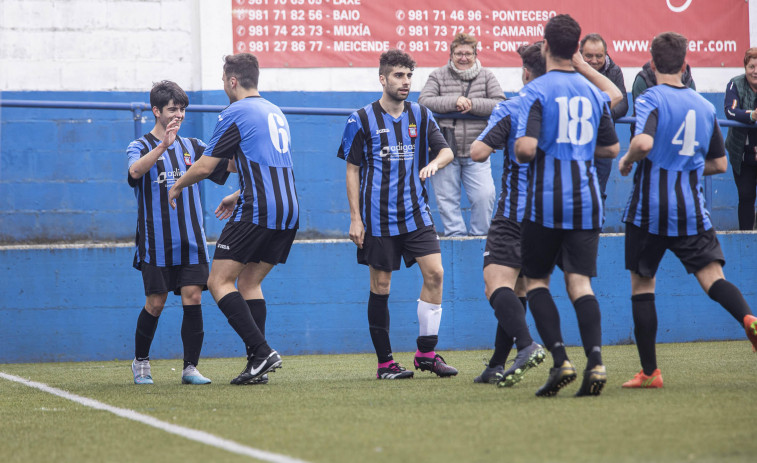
131;103;143;139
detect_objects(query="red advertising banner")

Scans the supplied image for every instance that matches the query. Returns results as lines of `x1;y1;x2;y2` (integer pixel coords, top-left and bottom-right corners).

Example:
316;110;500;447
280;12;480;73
231;0;749;68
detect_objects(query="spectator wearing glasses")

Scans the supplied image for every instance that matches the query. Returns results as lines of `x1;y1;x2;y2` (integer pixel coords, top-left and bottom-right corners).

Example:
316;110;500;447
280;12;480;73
419;33;504;236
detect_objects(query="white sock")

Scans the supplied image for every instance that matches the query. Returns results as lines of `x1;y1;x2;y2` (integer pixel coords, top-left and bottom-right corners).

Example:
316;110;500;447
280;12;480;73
417;299;442;336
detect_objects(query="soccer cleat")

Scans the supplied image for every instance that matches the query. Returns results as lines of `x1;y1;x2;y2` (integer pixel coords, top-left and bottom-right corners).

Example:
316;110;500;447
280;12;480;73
534;361;577;397
622;369;663;389
230;351;282;385
414;353;459;377
473;364;504;384
497;342;546;388
377;362;414;380
575;364;607;397
744;315;757;352
181;365;211;385
131;358;153;385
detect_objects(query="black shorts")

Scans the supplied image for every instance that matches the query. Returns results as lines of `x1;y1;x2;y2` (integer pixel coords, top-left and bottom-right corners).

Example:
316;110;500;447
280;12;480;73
624;223;725;278
214;221;297;265
483;215;522;269
140;262;209;296
358;225;441;271
521;220;600;279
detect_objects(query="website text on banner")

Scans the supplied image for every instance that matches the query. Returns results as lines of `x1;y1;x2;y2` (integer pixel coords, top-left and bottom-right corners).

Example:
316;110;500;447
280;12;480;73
231;0;747;68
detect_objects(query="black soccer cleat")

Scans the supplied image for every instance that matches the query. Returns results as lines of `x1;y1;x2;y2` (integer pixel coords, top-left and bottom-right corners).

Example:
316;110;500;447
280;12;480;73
575;365;607;397
414;353;458;377
535;360;577;397
230;351;282;385
376;362;414;380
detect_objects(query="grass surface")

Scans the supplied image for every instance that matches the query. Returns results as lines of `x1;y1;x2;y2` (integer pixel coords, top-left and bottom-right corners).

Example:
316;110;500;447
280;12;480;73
1;341;756;463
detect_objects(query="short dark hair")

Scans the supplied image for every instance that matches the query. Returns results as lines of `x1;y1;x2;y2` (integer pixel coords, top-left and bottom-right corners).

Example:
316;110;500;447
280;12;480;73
379;49;415;76
518;41;546;78
650;32;688;74
224;53;260;89
544;14;581;60
150;80;188;112
579;33;607;54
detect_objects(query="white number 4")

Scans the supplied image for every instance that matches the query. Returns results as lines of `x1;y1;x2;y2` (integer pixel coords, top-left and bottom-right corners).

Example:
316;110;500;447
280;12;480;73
672;110;699;156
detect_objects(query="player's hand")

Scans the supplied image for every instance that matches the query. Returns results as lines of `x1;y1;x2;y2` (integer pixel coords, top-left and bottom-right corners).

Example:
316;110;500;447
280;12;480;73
349;219;365;249
419;161;440;180
215;193;238;220
167;183;180;209
160;117;181;149
618;153;634;176
456;96;472;113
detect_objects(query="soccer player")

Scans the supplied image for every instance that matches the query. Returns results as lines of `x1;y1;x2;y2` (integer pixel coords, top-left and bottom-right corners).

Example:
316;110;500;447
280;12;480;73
618;32;757;388
169;53;298;385
127;80;230;385
514;14;621;397
338;49;457;379
469;42;548;386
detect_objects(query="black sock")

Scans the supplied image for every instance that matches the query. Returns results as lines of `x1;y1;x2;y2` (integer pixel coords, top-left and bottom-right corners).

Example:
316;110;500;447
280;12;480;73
135;307;159;360
217;292;270;359
527;288;568;367
416;335;438;353
368;292;393;363
490;287;533;350
708;279;752;323
245;299;267;357
519;296;528;314
489;324;511;367
181;305;204;369
573;295;603;369
632;293;658;375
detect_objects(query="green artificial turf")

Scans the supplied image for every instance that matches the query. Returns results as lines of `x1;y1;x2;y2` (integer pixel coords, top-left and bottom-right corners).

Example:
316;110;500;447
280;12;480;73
1;342;755;463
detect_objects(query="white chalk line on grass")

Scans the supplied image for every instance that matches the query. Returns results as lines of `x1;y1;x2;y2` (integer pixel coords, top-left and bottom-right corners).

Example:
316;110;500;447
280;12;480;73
0;372;311;463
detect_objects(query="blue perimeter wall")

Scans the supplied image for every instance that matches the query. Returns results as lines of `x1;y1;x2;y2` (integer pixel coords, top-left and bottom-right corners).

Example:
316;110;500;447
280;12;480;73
0;90;742;242
1;90;755;364
1;233;756;364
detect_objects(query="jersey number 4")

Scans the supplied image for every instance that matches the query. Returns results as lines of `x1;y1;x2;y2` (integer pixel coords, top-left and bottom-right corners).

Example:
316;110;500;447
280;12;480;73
672;110;699;157
555;96;594;146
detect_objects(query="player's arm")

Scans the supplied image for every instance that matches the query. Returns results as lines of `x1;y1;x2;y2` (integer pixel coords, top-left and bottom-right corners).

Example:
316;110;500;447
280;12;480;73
215;189;240;220
618;134;653;176
346;162;364;248
572;52;623;108
167;155;223;208
515;98;541;163
472;111;510;162
704;122;727;175
470;141;494;162
128;118;180;179
419;118;454;178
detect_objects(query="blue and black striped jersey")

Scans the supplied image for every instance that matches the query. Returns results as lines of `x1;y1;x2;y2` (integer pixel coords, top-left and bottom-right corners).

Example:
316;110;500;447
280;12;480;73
127;134;228;268
337;100;447;237
478;96;529;222
205;96;299;230
516;70;618;230
623;84;726;236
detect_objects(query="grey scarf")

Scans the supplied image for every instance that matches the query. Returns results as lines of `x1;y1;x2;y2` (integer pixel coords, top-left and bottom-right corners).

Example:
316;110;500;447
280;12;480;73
448;59;482;81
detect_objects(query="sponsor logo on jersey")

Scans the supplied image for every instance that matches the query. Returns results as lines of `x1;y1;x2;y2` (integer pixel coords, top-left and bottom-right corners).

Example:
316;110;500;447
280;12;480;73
153;167;184;186
217;243;230;250
376;128;390;134
347;117;357;124
379;143;415;159
408;123;417;138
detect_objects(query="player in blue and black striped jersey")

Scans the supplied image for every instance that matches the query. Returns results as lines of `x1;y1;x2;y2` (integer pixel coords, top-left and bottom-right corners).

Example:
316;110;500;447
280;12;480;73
169;54;298;385
468;42;547;386
514;14;622;397
338;49;457;380
618;32;757;388
127;80;231;386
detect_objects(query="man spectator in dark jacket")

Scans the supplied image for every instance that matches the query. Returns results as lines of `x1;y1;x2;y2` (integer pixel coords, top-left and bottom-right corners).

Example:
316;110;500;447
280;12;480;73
580;33;628;207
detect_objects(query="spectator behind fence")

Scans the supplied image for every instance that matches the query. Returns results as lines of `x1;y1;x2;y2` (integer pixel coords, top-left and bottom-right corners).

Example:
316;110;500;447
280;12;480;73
724;47;757;230
580;33;629;206
419;33;503;236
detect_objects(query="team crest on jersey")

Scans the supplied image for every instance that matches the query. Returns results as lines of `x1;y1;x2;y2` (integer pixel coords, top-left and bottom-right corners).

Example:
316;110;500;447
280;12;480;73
184;152;193;166
408;123;417;138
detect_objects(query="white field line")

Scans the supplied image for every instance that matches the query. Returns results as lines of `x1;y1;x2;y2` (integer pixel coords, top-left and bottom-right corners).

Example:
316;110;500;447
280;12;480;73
0;372;311;463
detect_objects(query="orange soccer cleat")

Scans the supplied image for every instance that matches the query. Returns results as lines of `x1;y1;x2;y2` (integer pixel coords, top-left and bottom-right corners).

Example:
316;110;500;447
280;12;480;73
622;369;663;388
